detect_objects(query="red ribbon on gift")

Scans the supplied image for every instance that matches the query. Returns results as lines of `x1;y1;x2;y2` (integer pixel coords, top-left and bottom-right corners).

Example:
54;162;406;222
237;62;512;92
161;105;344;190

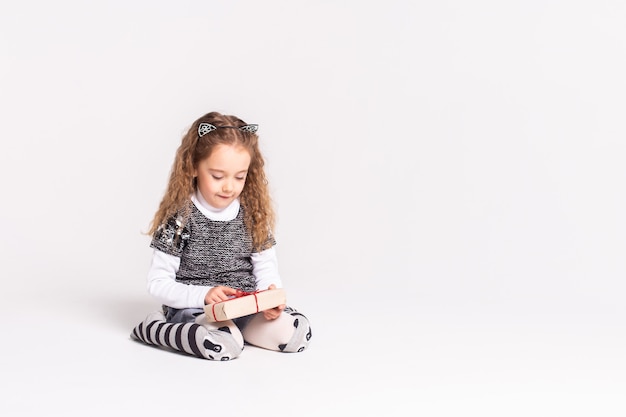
210;290;263;322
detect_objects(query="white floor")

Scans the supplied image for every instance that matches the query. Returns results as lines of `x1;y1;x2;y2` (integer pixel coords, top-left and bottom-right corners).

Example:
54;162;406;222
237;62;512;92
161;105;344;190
1;268;624;417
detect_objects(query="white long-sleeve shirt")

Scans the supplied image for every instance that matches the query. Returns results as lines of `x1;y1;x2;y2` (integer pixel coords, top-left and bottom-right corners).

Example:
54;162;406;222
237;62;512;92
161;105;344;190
146;192;282;309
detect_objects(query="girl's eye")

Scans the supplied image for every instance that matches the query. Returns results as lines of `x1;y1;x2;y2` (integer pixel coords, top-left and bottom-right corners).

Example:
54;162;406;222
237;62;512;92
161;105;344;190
212;175;223;180
236;176;245;181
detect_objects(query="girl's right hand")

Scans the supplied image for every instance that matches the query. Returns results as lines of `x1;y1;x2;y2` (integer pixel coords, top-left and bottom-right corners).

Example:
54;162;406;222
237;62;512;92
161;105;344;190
204;286;238;305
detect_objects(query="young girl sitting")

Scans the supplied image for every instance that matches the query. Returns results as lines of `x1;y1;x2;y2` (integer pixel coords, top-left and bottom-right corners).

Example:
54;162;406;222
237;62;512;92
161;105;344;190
131;111;312;360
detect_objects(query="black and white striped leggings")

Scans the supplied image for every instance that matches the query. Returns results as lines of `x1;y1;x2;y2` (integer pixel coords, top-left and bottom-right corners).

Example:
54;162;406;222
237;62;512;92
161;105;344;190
131;306;311;361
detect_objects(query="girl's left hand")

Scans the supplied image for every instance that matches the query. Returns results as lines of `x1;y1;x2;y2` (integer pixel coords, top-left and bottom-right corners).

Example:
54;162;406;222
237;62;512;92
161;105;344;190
263;284;285;320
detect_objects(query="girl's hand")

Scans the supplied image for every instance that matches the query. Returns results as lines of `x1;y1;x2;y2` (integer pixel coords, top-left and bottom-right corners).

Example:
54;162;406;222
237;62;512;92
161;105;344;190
263;284;285;320
204;286;238;305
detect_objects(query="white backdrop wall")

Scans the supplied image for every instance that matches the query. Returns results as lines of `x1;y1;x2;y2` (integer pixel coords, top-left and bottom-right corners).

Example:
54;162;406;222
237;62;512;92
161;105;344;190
1;1;624;416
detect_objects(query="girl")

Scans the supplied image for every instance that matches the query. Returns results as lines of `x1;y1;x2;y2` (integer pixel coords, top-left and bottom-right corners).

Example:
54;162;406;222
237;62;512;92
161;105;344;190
131;111;312;360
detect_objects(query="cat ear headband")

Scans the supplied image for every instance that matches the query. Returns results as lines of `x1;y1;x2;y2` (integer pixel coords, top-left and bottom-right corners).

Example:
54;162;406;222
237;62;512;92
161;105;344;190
198;122;259;137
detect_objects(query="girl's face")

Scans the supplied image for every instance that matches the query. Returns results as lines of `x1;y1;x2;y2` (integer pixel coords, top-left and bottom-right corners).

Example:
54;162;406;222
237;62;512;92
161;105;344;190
194;143;251;209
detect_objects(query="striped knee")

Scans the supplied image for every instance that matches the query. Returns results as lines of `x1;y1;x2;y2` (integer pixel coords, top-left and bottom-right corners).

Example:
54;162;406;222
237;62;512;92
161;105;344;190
131;312;244;361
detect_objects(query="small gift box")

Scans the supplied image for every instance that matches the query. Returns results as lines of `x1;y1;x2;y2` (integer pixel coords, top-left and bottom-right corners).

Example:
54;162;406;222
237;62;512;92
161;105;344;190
204;288;287;322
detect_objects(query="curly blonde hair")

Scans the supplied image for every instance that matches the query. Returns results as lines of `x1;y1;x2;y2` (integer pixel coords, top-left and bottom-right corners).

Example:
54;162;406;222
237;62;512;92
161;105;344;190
147;111;276;251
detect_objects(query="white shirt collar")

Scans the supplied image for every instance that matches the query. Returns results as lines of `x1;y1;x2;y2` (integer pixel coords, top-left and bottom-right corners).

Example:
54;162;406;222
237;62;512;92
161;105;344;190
191;190;240;221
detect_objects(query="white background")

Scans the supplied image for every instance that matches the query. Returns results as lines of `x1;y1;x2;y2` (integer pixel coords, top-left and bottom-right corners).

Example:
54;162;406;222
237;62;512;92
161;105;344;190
1;1;624;416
